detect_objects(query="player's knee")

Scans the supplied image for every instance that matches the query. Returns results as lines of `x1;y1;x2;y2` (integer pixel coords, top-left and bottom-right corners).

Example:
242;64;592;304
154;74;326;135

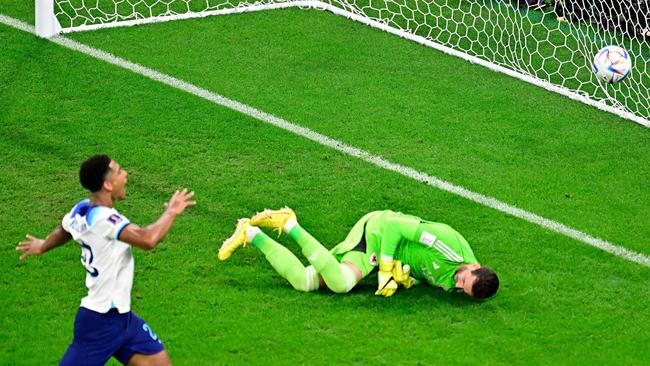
326;265;358;294
290;279;312;292
327;282;352;294
288;266;319;292
287;274;308;292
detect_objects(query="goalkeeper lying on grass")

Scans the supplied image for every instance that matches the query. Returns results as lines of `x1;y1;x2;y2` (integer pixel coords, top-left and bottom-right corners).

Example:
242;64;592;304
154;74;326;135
218;208;498;299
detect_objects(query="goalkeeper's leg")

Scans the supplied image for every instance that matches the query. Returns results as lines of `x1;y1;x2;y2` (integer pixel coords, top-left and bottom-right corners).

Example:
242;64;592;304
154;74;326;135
248;227;320;292
284;222;360;294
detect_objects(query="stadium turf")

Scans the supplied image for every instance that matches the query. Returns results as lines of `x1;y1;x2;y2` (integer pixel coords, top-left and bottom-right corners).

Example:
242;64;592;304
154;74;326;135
1;2;649;364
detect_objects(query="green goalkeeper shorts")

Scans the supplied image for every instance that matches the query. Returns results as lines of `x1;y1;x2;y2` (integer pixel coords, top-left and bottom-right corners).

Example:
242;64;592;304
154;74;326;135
335;250;376;277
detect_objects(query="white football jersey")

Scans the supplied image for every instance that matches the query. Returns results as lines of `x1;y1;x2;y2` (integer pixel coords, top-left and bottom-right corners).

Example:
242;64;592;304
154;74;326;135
61;199;134;314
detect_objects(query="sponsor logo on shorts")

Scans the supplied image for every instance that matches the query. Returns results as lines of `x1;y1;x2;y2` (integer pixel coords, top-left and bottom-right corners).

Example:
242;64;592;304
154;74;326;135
369;252;377;266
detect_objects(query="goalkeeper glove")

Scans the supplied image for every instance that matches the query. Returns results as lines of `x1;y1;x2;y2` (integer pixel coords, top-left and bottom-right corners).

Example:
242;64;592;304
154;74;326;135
392;261;415;289
375;260;398;297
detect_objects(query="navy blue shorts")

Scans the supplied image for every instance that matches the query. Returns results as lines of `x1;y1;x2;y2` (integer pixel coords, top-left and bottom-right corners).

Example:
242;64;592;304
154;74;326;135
59;307;164;366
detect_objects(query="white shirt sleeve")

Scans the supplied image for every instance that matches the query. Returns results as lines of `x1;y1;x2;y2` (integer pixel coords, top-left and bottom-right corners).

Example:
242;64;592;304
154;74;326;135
89;208;131;241
61;212;72;233
104;209;131;241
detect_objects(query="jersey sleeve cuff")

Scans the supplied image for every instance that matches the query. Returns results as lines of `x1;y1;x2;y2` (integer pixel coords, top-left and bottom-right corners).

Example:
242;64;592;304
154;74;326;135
115;222;131;241
380;253;394;262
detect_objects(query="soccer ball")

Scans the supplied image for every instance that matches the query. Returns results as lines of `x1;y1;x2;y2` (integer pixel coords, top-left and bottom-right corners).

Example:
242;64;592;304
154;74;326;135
593;46;632;84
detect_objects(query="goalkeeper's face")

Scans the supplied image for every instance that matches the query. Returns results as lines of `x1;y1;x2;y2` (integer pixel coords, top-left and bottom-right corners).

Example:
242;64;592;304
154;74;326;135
453;264;481;297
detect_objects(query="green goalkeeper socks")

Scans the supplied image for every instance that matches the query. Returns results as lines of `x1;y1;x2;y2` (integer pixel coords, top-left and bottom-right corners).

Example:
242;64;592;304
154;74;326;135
248;224;357;293
251;232;319;292
287;224;357;293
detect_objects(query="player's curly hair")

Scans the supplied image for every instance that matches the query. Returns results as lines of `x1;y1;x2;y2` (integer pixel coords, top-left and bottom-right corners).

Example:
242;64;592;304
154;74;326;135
79;154;111;192
471;267;499;299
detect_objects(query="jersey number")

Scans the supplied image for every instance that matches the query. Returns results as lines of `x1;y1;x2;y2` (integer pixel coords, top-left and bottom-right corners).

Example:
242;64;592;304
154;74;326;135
142;323;162;343
80;242;99;277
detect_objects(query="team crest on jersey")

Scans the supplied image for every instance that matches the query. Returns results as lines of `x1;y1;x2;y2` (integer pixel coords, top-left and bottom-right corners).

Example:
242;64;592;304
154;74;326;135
432;261;440;270
108;214;122;225
369;252;377;266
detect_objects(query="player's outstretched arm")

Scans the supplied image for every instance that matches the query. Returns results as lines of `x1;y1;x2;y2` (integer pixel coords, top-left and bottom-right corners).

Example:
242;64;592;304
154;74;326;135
120;188;196;250
16;225;72;260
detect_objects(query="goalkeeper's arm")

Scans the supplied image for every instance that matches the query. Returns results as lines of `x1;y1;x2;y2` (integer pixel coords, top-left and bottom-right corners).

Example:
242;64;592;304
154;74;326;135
378;217;421;259
374;217;422;296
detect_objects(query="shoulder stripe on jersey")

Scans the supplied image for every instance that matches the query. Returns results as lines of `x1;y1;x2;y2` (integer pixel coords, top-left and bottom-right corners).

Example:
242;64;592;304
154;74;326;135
86;206;103;226
433;241;463;262
434;240;463;262
435;241;463;261
70;199;91;217
115;222;130;241
433;243;458;261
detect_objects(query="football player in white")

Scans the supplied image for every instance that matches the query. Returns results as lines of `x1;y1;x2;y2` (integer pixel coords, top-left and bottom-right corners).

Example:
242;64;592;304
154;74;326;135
16;154;195;366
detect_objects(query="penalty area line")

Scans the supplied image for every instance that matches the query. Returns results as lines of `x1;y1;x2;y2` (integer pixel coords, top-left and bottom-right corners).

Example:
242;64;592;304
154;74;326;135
1;14;649;268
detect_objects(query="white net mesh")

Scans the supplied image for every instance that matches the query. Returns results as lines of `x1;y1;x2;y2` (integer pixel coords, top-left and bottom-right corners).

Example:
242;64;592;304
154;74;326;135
54;0;288;28
52;0;650;126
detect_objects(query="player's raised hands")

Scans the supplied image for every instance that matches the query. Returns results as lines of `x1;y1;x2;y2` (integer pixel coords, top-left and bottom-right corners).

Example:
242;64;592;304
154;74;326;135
164;188;196;215
16;234;45;260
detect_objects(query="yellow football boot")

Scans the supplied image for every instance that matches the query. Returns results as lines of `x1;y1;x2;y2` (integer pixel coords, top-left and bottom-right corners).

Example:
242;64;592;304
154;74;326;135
250;207;296;237
218;218;250;261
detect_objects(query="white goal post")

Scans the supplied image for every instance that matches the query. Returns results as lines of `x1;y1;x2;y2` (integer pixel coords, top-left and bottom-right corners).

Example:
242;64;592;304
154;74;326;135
34;0;650;128
35;0;62;38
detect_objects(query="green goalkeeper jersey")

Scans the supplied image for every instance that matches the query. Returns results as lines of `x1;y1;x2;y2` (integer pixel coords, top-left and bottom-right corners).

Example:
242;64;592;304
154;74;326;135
330;210;478;291
394;227;478;291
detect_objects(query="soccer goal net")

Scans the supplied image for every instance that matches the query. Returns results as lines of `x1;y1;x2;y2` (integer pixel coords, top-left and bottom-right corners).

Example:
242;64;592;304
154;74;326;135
36;0;650;127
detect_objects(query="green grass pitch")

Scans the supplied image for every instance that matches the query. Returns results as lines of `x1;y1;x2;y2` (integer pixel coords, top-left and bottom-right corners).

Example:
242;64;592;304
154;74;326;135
1;1;649;364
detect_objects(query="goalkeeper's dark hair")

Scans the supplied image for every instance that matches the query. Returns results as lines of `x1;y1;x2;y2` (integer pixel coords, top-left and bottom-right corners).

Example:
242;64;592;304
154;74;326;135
471;267;499;299
79;154;111;192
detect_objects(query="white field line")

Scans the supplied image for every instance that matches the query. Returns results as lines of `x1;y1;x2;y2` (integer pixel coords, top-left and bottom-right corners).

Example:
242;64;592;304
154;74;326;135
2;14;649;268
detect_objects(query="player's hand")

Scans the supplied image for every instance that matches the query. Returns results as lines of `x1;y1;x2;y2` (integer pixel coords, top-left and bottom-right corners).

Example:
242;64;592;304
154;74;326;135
392;260;415;289
375;260;398;297
16;235;45;260
164;188;196;215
